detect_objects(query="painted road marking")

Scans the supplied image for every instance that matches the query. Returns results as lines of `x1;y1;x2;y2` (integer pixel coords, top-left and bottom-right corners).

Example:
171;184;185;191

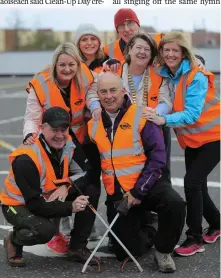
0;116;24;125
0;92;26;99
0;134;23;139
0;140;16;151
0;232;115;258
0;83;26;90
0;170;219;187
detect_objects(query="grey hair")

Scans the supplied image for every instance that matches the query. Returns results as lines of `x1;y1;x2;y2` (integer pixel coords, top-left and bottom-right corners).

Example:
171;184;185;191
97;71;126;89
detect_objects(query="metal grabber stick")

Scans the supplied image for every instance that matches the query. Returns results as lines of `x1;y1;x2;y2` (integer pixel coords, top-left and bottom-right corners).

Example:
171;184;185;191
71;182;143;273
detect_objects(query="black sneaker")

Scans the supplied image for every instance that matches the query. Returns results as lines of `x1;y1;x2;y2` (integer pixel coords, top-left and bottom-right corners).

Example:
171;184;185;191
68;247;100;265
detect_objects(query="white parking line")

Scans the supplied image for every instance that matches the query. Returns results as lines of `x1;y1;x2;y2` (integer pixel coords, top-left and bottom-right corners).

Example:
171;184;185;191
0;116;24;125
0;171;219;187
0;134;23;138
171;178;220;188
0;91;26;99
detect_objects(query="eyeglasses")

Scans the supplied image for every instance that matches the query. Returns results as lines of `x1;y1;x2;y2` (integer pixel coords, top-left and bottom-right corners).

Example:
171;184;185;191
118;21;136;31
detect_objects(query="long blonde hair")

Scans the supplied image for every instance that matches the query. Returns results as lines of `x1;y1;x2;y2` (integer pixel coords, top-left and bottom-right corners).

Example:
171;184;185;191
158;31;198;68
41;42;83;92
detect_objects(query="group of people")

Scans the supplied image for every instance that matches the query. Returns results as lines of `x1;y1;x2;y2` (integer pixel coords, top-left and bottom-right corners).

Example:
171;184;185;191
0;8;220;274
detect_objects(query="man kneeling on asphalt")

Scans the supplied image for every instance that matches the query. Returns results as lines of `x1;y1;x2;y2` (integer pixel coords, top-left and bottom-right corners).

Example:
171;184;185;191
0;107;100;267
87;72;186;273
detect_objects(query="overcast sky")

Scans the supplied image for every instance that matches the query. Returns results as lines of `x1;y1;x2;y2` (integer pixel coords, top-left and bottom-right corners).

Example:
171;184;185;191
0;6;220;32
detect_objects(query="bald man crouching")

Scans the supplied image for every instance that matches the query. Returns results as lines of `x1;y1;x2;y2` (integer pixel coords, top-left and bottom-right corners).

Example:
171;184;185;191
87;72;186;273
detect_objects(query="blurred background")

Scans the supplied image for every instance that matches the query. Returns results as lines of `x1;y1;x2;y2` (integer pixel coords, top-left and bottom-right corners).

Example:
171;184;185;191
0;7;220;75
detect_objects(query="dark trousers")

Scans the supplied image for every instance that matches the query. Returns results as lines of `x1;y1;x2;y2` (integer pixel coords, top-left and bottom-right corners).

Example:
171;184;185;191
184;140;220;242
2;184;99;249
106;180;186;261
162;126;171;186
83;142;101;192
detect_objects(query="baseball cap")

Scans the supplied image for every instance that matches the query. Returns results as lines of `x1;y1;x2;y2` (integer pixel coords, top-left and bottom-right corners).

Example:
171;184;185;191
42;107;70;128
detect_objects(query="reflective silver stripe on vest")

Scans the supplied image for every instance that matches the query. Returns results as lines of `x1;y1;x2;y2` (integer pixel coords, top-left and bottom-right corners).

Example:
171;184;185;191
35;74;51;109
176;115;220;135
71;124;84;134
4;139;74;203
102;164;144;177
101;107;144;159
91;120;99;141
3;184;25;203
177;71;220;135
92;107;144;160
108;42;115;59
82;69;90;90
72;110;84;120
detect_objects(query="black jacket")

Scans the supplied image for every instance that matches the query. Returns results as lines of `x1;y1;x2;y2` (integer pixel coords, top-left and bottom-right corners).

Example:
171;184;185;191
11;134;92;218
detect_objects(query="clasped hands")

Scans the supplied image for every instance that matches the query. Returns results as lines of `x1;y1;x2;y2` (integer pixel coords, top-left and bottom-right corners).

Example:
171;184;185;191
142;107;166;126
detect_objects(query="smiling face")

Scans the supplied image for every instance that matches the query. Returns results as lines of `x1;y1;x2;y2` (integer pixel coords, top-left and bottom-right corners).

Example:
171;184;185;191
42;123;69;150
162;42;184;73
97;73;125;114
79;35;100;58
117;20;139;43
55;54;78;87
128;38;151;68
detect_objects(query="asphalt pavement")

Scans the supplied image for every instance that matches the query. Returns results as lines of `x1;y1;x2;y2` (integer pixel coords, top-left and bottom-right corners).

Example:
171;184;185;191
0;77;220;278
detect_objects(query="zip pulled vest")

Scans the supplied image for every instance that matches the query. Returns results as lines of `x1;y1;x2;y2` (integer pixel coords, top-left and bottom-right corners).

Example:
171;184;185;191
0;137;74;206
26;63;94;144
88;105;147;195
173;68;220;149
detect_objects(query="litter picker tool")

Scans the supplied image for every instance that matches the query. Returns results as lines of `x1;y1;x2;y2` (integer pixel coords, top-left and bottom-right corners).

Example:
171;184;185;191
71;182;143;273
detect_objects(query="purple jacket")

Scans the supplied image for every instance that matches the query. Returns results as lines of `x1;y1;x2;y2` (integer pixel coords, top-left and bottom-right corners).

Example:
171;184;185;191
101;95;166;201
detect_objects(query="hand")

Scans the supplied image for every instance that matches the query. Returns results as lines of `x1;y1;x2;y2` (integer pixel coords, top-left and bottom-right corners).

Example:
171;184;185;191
92;107;102;120
103;59;121;73
24;133;37;145
146;114;166;126
72;195;89;212
109;63;121;73
142;107;156;118
196;57;206;71
124;191;141;208
47;185;68;202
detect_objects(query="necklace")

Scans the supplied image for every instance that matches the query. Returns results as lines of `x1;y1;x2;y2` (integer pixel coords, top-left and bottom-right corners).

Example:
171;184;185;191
128;69;149;106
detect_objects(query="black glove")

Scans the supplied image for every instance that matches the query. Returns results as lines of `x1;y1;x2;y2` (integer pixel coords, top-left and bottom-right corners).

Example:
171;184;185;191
114;198;130;216
105;58;120;66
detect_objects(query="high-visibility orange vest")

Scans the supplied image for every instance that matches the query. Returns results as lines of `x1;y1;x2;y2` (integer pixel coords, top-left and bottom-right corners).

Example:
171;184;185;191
92;65;103;73
118;63;163;108
173;68;220;149
88;104;147;195
26;63;94;144
151;33;165;46
0;137;74;206
103;39;125;63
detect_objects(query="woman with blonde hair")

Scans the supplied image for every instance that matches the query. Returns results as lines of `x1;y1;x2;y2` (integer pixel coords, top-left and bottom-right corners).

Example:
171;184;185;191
75;23;120;121
146;31;220;256
23;42;101;260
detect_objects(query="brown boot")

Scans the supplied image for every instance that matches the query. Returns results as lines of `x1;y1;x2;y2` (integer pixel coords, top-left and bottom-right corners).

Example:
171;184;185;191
4;232;26;267
68;246;100;265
